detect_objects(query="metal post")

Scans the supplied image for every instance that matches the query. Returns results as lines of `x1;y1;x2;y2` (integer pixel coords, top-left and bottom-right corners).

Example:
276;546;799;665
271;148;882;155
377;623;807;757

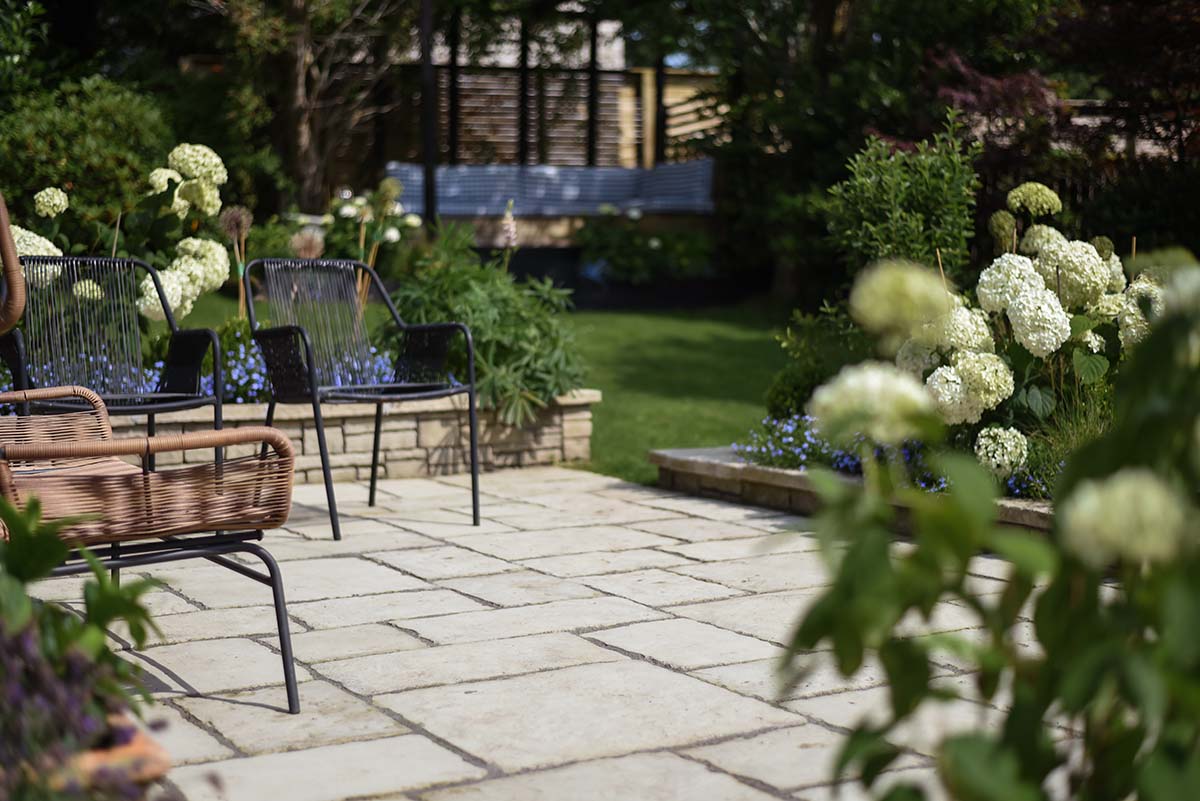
653;55;667;165
586;17;599;166
517;17;530;165
448;9;461;165
419;0;437;225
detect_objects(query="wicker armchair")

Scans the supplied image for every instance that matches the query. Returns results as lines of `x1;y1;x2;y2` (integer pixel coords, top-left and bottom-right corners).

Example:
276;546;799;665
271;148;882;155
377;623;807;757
0;194;301;712
245;258;479;540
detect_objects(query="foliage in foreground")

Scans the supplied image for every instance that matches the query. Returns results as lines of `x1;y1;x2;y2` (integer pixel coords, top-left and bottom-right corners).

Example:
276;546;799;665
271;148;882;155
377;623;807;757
786;267;1200;799
0;499;159;800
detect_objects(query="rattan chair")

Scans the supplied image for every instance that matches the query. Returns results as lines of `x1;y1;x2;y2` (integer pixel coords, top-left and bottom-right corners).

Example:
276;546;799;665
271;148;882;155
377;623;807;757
0;194;300;712
244;258;480;540
0;255;222;469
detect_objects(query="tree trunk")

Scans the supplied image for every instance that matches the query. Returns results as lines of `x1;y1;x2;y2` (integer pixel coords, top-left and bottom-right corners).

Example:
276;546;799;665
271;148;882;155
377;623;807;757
285;0;325;211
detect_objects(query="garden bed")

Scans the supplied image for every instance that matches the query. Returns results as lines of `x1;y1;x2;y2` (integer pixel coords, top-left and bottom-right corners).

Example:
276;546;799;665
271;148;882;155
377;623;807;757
109;390;601;484
649;446;1053;532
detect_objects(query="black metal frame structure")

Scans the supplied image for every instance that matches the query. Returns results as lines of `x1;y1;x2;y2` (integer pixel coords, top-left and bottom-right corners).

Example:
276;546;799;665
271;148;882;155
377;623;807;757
49;530;300;714
0;256;223;467
244;258;480;540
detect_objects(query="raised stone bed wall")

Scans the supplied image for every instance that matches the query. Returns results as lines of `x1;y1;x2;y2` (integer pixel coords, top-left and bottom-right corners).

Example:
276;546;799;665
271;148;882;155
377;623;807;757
108;390;600;484
649;446;1053;532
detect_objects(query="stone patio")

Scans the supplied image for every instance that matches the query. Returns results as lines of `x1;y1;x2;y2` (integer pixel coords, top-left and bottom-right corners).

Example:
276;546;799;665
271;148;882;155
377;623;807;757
35;466;1019;800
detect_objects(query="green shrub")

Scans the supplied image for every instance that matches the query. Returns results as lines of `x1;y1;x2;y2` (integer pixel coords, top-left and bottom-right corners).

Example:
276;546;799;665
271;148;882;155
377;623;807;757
576;213;713;285
383;223;585;426
0;76;173;221
825;113;981;278
764;306;871;418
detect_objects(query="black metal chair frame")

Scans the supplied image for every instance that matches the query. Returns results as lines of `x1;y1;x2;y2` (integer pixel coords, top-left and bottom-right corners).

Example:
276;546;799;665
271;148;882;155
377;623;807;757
244;258;480;540
0;256;223;469
48;530;299;714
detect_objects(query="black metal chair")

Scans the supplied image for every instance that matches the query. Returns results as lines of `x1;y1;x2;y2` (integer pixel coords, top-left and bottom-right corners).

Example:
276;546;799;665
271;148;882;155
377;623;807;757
244;258;479;540
0;256;222;468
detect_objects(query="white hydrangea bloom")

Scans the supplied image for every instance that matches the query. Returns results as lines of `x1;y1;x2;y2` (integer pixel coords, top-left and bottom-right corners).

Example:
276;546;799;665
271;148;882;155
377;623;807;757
338;204;357;218
974;427;1028;478
383;226;401;243
1007;182;1062;218
925;365;984;425
1106;254;1126;292
167;143;228;185
1007;286;1072;358
33;187;69;218
175;237;230;293
148;167;183;194
403;213;422;228
895;338;941;379
849;259;952;348
931;305;995;353
177;179;222;217
1162;266;1200;315
951;351;1014;410
1080;330;1105;353
1060;468;1192;569
807;361;935;445
1118;275;1165;348
73;279;104;302
976;253;1044;314
137;272;180;321
1018;224;1067;257
1088;293;1125;320
1033;240;1108;309
11;225;62;258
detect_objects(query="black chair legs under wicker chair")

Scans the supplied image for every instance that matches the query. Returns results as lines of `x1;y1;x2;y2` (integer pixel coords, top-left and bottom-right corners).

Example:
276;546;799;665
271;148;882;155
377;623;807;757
245;258;480;540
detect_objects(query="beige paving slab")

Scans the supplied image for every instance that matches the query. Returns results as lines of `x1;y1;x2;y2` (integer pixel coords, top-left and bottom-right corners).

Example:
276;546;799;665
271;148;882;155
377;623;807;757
262;623;425;663
265;529;438;560
692;655;892;703
374;477;484;499
177;680;405;754
587;619;780;669
368;546;518;580
377;660;801;771
635;495;786;522
670;552;832;594
387;508;516;538
111;606;282;648
793;768;947;801
420;752;780;801
169;734;486;801
147;558;430;608
632;517;771;542
138;704;233;766
291;481;374;505
402;597;667;644
582;569;742;606
447;525;678;560
658;533;822;562
518;548;693;577
317;632;623;695
492;498;681;529
739;515;817;534
290;589;489;629
440;570;600;606
131;638;311;697
673;590;822;643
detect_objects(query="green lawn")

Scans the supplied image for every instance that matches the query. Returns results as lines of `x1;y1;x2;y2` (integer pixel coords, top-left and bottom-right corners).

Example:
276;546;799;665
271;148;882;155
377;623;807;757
570;306;788;484
182;295;787;486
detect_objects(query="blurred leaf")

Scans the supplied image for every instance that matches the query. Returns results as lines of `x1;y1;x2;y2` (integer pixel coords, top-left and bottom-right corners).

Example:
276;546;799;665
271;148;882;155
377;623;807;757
0;573;32;630
1024;385;1056;420
880;638;931;718
938;734;1041;801
1072;350;1109;384
987;528;1059;579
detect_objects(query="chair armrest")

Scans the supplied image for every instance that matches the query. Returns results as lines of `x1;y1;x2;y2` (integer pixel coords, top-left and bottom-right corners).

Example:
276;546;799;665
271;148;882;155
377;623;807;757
392;322;476;386
0;426;294;463
158;328;220;398
0;385;107;414
253;325;316;402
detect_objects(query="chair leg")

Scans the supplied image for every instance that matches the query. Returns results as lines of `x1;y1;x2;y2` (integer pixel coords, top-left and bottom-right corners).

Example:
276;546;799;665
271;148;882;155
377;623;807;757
110;542;120;586
369;403;383;507
146;413;156;472
468;387;480;525
260;400;277;459
238;542;300;714
214;395;224;467
311;399;341;541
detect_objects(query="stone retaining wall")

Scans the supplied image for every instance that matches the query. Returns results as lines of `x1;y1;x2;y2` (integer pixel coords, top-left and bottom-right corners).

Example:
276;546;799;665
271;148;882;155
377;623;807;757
649;446;1053;532
108;390;600;484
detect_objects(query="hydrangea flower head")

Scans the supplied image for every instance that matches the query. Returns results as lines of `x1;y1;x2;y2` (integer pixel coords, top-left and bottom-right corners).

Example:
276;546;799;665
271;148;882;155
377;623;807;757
950;351;1014;410
73;279;104;302
177;179;222;217
33;187;69;218
1118;274;1165;348
925;364;984;425
849;259;952;352
1060;468;1192;569
895;338;940;379
168;143;228;185
1019;224;1067;258
1033;239;1108;309
974;427;1028;478
976;253;1043;314
1007;286;1071;357
808;361;936;446
1007;182;1062;218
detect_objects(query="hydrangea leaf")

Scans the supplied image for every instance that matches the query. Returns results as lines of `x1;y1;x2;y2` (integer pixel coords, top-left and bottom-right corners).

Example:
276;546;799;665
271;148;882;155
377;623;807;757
1072;350;1109;384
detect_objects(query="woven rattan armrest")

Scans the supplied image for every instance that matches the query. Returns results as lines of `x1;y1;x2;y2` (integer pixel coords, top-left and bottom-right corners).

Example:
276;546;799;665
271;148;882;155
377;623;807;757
0;386;113;445
0;385;108;414
0;426;293;463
